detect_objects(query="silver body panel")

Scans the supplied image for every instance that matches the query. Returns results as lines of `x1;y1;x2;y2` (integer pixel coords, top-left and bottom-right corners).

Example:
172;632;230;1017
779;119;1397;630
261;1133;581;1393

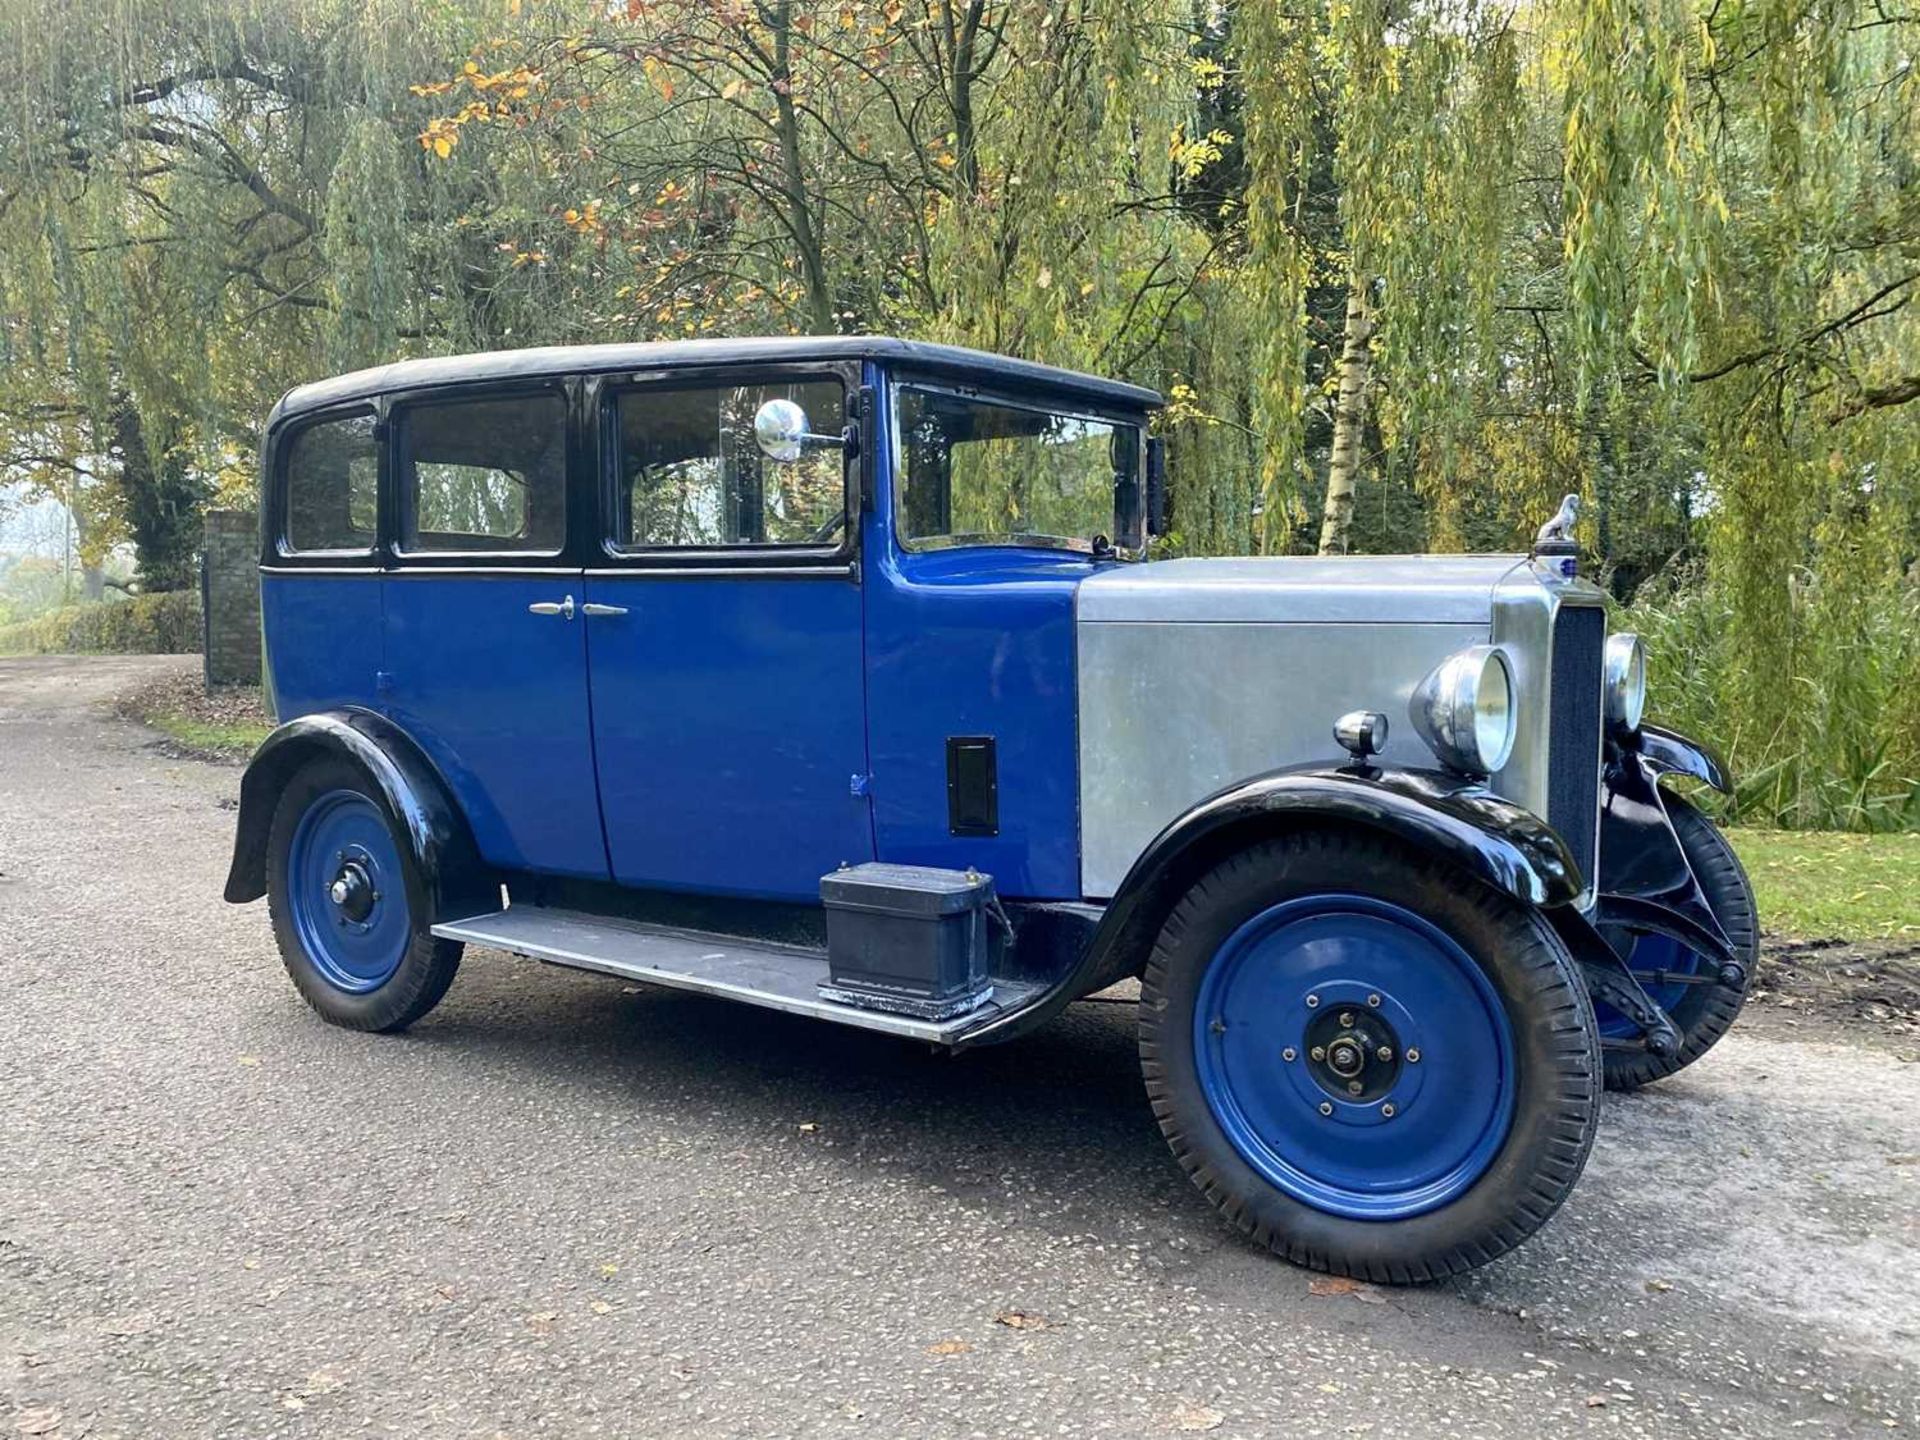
1076;554;1529;626
1075;554;1607;901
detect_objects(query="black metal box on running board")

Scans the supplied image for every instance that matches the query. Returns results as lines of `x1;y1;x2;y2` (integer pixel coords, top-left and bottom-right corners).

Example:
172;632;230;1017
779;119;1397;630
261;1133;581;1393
818;862;1000;1020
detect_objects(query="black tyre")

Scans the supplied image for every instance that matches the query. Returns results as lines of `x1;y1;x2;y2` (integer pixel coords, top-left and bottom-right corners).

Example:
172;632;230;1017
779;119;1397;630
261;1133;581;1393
1138;828;1601;1281
265;756;463;1032
1598;795;1758;1091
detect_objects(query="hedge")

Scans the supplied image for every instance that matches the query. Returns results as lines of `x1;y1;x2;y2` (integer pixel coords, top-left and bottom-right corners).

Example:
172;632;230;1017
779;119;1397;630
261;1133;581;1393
0;590;202;656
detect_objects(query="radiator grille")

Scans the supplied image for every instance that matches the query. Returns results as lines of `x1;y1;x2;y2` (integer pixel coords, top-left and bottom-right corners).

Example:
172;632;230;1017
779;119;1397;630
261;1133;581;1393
1547;604;1606;889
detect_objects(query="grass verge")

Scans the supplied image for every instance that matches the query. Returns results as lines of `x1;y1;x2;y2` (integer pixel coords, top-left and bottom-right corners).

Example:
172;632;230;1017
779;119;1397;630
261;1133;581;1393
117;667;273;762
1729;828;1920;944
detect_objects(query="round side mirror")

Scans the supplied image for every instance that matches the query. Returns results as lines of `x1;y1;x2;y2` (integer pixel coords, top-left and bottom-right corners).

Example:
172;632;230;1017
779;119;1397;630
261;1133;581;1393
753;398;810;463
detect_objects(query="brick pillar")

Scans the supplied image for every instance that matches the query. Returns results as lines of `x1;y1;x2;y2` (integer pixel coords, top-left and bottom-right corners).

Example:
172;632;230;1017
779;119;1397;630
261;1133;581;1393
201;509;262;688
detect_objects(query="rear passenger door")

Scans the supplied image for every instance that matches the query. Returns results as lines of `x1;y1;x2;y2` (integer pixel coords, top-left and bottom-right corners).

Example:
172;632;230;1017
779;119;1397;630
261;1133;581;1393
381;384;609;879
581;368;873;899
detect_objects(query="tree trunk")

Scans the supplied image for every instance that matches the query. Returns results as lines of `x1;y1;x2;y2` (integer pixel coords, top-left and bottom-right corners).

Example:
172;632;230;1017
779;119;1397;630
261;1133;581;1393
949;1;985;197
769;1;836;335
1317;280;1376;556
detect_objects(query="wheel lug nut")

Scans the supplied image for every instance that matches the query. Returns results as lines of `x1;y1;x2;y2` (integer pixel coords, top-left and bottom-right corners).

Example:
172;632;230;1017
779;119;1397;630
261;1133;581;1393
1318;1101;1334;1117
1339;1011;1356;1027
1310;1046;1326;1062
1367;993;1381;1007
1346;1080;1363;1096
1282;1047;1297;1062
1377;1046;1393;1062
1305;994;1320;1009
1407;1048;1421;1063
1381;1103;1396;1118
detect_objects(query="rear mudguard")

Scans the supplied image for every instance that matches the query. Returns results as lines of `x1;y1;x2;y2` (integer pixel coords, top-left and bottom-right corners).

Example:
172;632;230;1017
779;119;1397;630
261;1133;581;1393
959;761;1582;1047
223;709;493;925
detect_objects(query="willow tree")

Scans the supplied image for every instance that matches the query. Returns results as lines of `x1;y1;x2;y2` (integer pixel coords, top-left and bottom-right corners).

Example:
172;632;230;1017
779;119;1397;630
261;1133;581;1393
1547;0;1919;825
0;0;555;581
405;0;1261;536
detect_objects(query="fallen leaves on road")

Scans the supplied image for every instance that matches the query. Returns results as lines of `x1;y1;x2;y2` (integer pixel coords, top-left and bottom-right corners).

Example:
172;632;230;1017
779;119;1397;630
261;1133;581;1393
1168;1402;1225;1432
237;1055;261;1067
590;1300;613;1315
993;1309;1052;1330
14;1408;61;1436
1645;1278;1674;1293
1585;1395;1608;1408
925;1339;972;1356
797;1122;819;1133
524;1311;559;1336
1307;1276;1384;1303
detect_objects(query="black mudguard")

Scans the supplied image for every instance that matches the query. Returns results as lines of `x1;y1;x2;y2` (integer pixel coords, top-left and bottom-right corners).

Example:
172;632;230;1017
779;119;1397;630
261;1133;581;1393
1592;725;1742;979
959;761;1582;1047
223;708;493;925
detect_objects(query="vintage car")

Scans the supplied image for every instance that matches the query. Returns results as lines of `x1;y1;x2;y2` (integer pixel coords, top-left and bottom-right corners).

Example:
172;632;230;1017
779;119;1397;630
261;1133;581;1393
225;337;1757;1280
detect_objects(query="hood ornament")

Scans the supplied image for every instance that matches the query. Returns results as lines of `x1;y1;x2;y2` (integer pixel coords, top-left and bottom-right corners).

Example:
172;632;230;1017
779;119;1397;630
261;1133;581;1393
1533;493;1581;578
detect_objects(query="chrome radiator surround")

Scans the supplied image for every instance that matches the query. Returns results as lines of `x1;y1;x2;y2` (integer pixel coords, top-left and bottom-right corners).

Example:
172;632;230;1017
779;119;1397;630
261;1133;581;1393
1490;562;1609;905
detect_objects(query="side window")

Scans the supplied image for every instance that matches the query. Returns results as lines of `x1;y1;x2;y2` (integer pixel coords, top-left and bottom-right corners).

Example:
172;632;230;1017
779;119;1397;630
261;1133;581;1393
399;391;567;553
283;413;378;553
614;380;845;549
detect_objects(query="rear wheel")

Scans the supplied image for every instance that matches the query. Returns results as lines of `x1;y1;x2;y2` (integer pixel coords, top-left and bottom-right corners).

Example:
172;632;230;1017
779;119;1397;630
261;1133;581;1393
1138;829;1601;1281
1597;795;1757;1091
266;757;463;1032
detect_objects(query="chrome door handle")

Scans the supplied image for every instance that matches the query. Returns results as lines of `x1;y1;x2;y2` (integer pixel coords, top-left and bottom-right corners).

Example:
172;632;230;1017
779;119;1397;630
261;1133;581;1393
580;602;628;617
528;594;575;620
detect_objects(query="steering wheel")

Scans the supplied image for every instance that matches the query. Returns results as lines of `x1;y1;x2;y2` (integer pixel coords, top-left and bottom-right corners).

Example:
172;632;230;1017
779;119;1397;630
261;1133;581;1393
807;511;847;544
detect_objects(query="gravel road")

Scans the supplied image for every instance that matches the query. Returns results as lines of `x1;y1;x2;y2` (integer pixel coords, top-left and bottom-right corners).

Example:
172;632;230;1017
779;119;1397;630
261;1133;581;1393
2;655;1915;1439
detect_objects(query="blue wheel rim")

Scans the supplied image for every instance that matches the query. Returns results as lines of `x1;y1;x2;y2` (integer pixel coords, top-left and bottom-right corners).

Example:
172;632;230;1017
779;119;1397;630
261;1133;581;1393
1595;932;1698;1040
287;790;409;994
1192;894;1516;1221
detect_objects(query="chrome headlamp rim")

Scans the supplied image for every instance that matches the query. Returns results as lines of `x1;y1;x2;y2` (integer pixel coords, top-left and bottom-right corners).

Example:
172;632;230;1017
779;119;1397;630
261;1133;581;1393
1409;644;1517;777
1604;632;1647;734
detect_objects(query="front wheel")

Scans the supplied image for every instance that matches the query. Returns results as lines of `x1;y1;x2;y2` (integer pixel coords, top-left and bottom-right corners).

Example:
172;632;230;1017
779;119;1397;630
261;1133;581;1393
1138;829;1601;1281
266;757;463;1032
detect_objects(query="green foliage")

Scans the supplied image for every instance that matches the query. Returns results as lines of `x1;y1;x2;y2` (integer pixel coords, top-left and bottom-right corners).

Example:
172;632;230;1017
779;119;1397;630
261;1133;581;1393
0;0;1914;828
138;708;273;758
0;592;201;657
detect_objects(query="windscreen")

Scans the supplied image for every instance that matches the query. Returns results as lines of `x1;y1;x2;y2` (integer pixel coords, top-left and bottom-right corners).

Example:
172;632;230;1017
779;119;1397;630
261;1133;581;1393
895;386;1141;553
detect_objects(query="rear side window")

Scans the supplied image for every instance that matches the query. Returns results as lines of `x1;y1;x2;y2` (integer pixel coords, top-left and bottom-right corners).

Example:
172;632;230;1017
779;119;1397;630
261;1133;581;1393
399;391;567;553
283;413;378;553
613;380;845;549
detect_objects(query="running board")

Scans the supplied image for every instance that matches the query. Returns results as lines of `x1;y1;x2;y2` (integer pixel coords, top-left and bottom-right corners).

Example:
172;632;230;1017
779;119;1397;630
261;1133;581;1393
431;906;1040;1044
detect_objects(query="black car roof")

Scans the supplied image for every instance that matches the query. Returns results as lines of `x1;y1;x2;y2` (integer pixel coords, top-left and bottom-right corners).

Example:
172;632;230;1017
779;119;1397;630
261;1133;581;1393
269;336;1163;425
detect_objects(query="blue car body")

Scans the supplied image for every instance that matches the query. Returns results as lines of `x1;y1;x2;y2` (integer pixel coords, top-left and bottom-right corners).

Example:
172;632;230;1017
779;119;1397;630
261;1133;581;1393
256;338;1136;904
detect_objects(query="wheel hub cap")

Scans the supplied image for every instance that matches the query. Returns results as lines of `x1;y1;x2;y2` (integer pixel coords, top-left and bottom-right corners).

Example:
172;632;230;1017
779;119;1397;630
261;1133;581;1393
328;860;376;923
1305;1007;1402;1103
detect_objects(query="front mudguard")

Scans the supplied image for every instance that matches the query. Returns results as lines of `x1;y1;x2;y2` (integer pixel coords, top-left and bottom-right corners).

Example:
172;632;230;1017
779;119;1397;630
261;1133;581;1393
1546;723;1746;1056
223;708;493;926
1591;726;1742;978
959;761;1583;1047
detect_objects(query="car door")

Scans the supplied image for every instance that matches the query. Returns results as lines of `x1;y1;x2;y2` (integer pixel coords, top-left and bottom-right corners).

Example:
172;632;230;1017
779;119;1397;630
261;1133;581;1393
582;368;873;900
380;382;609;879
